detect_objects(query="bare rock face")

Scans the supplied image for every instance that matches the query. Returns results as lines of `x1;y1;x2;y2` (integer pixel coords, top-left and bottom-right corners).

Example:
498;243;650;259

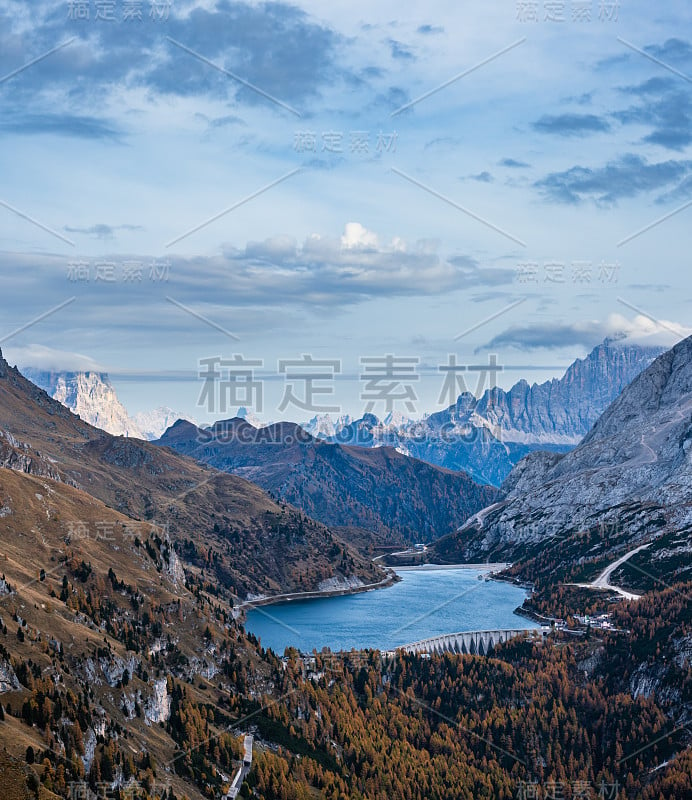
499;450;565;495
438;335;692;558
475;338;665;445
21;368;145;439
0;658;21;693
0;429;64;483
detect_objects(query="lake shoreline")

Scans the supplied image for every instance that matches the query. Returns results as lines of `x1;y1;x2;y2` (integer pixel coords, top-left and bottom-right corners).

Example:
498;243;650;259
244;566;536;654
238;563;510;614
237;571;399;613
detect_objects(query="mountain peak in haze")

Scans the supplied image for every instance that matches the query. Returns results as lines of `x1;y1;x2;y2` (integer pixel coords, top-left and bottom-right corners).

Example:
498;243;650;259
235;406;264;427
20;367;195;441
133;406;197;440
21;368;145;439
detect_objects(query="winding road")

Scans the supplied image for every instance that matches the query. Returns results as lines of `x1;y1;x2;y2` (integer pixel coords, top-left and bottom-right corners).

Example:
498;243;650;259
570;542;651;601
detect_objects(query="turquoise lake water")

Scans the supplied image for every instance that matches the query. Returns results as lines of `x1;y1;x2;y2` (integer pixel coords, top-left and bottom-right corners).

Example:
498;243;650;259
244;568;538;655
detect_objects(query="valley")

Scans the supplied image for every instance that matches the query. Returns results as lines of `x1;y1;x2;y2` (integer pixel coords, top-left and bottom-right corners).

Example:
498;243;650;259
0;338;690;800
3;4;691;796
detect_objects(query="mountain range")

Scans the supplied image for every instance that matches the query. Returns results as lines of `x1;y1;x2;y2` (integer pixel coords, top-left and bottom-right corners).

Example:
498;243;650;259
305;338;665;485
157;418;500;546
3;338;692;799
21;339;663;489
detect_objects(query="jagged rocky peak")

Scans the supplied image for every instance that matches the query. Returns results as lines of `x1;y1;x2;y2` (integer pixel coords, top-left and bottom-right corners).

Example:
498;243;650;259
21;367;145;439
473;338;666;443
307;339;666;487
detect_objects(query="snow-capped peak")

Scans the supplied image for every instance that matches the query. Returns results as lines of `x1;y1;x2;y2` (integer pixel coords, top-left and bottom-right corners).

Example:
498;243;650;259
133;407;197;441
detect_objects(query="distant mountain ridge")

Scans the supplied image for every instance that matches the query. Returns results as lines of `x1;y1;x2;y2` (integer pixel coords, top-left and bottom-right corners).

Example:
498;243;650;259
133;405;197;440
21;339;663;483
305;339;665;485
2;351;382;598
157;417;501;545
20;367;194;440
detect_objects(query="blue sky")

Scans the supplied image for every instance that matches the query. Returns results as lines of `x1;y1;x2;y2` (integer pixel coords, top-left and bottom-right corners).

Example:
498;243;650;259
0;0;690;422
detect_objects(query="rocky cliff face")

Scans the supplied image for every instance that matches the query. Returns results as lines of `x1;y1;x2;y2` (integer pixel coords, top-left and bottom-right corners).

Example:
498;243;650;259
0;428;67;483
432;335;692;562
475;338;664;445
21;369;145;439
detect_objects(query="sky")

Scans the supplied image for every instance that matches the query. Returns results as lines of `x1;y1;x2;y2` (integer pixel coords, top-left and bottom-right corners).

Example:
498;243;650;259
0;0;691;424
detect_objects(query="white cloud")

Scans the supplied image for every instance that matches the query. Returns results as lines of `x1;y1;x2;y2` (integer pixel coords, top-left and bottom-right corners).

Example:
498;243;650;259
3;344;105;372
616;313;692;347
478;313;691;352
340;222;379;250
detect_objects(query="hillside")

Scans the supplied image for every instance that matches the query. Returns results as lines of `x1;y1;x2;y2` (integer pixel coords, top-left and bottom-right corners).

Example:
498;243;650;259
0;480;689;800
0;463;280;799
157;418;501;546
0;350;385;600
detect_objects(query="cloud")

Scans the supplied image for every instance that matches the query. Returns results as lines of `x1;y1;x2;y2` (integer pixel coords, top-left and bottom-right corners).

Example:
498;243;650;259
425;137;463;151
245;235;298;260
470;290;528;304
499;158;530;169
596;37;692;73
656;174;692;203
645;38;692;63
372;86;410;113
564;92;593;106
626;284;671;292
0;0;346;125
0;113;124;141
5;344;105;373
206;114;247;129
614;84;692;151
535;154;692;205
340;222;380;250
532;113;610;136
389;39;415;61
0;226;516;337
476;314;690;352
64;224;144;240
466;171;494;183
417;24;444;35
619;76;677;97
150;3;344;107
